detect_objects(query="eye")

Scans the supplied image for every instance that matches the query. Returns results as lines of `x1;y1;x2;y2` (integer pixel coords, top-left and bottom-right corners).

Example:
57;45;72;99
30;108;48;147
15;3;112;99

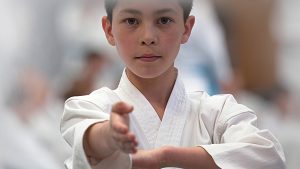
125;18;139;25
158;17;173;25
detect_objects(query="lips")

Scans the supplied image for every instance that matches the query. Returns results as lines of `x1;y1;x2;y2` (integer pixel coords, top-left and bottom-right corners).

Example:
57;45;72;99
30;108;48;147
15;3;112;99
135;54;161;62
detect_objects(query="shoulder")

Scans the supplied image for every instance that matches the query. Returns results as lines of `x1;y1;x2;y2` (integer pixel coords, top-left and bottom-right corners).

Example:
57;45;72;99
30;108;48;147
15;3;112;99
188;91;231;106
187;91;254;123
188;91;238;110
64;87;119;112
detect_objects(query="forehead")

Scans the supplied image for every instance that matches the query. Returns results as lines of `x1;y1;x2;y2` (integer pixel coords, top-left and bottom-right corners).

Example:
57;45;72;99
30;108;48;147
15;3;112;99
113;0;183;15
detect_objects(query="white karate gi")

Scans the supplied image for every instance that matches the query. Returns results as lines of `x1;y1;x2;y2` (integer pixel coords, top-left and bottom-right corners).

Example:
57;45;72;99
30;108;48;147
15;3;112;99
61;71;286;169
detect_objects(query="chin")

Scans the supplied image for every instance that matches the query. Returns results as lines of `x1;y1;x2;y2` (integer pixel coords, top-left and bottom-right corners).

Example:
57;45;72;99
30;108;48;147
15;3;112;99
136;71;163;79
127;64;175;80
130;68;165;79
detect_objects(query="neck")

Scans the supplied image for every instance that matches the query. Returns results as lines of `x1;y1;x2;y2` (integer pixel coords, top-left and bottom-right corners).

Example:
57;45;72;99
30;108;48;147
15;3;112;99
126;67;177;119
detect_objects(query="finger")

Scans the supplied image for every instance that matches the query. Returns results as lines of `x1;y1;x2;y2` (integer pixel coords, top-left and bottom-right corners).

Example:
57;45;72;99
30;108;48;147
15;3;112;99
112;132;138;153
121;141;138;154
112;121;129;134
123;138;138;154
112;102;134;115
115;141;132;153
127;132;138;143
112;131;136;143
131;147;138;154
132;139;138;147
123;131;138;145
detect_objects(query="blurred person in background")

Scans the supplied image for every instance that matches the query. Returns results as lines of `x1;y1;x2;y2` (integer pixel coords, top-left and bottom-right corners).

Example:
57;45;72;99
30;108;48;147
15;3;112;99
0;69;65;169
62;49;110;100
213;0;291;114
1;0;120;168
212;0;300;168
57;0;123;92
3;66;70;169
0;0;67;167
176;0;233;95
0;103;63;169
0;0;69;168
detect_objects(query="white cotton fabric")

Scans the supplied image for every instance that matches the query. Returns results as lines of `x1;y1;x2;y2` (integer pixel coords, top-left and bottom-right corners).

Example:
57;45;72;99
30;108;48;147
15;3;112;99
61;71;286;169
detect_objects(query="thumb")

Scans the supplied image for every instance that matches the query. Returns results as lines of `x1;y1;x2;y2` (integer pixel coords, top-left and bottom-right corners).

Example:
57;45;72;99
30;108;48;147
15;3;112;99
112;101;134;115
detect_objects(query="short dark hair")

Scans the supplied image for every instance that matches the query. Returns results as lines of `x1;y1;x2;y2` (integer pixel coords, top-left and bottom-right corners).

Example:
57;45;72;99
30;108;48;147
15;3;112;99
105;0;193;22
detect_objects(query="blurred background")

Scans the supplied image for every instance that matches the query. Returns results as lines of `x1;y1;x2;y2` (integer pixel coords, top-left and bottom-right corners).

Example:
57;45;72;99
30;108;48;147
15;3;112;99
0;0;299;168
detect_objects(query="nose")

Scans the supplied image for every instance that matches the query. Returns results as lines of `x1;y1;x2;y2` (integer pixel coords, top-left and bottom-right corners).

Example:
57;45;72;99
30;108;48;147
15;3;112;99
140;24;157;46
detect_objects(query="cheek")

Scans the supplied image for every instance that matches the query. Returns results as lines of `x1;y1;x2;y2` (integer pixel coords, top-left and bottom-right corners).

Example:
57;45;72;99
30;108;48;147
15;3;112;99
115;32;136;56
162;32;182;53
164;26;183;44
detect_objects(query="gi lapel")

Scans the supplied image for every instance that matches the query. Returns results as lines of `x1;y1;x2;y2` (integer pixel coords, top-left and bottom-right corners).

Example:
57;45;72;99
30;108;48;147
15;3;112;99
114;71;160;149
115;70;189;150
154;77;189;148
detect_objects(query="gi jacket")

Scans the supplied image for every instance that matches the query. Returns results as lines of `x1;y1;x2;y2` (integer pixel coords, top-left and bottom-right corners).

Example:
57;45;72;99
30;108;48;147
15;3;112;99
61;71;286;169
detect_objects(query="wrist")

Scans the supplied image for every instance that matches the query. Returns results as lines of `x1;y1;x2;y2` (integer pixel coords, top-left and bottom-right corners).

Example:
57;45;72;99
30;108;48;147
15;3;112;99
159;146;175;168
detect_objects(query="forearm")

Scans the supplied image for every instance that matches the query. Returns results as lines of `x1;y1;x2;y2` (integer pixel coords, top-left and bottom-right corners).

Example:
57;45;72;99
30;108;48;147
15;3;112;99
83;121;117;161
161;146;219;169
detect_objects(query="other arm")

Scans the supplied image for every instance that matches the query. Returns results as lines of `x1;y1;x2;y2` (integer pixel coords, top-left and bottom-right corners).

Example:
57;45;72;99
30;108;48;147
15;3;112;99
132;146;219;169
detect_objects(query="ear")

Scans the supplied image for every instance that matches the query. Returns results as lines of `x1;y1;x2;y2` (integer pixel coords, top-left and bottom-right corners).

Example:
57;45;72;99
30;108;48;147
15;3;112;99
102;16;116;46
181;16;195;44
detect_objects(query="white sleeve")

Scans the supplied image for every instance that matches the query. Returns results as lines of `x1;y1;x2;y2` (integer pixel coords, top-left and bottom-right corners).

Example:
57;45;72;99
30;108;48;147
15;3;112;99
60;97;132;169
201;95;286;169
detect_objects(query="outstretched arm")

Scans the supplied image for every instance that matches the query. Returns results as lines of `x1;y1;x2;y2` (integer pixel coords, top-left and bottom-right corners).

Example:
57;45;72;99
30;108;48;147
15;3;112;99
84;102;138;163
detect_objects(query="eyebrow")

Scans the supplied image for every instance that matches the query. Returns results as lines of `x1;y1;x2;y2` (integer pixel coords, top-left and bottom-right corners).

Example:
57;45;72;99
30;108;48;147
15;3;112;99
119;8;178;15
119;9;142;15
155;8;178;15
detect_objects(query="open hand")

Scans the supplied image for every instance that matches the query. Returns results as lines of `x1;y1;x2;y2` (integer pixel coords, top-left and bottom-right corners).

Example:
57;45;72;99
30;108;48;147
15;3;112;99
109;102;138;154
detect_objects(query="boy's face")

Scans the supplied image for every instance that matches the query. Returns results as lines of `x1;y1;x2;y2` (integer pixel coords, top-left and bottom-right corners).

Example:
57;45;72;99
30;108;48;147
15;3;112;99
103;0;194;79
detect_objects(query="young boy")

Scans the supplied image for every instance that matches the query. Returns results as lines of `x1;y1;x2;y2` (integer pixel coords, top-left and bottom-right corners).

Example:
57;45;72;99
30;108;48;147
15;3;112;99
61;0;286;168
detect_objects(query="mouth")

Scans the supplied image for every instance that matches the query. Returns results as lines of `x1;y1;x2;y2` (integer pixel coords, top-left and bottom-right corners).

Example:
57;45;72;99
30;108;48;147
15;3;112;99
135;54;162;62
